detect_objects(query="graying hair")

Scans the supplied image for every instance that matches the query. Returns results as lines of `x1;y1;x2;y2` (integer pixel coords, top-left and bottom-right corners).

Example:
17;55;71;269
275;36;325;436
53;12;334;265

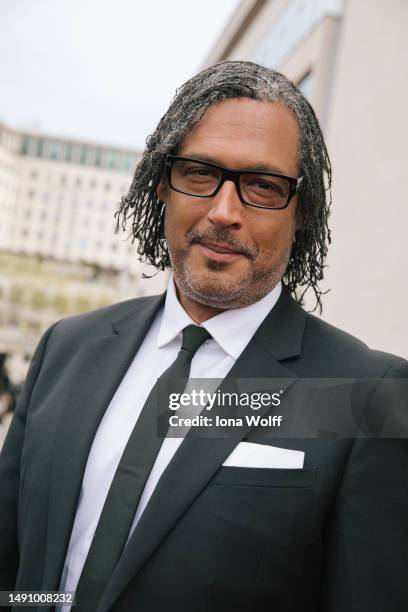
116;60;331;311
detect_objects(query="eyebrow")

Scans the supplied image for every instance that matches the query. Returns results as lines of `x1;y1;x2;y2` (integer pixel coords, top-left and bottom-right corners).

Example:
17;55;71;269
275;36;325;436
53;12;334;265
178;152;290;176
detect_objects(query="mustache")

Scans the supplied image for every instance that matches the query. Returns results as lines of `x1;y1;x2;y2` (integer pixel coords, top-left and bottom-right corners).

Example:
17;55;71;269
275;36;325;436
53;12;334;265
187;229;258;260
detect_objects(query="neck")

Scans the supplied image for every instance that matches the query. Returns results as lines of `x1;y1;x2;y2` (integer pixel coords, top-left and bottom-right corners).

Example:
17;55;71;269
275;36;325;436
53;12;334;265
174;284;225;324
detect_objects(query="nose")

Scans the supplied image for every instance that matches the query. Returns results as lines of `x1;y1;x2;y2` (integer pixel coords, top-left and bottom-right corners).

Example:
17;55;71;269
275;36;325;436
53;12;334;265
206;179;243;229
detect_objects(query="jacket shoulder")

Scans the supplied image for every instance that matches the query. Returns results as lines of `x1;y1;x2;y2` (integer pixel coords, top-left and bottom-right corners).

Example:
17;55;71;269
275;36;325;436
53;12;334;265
299;312;407;377
45;293;164;347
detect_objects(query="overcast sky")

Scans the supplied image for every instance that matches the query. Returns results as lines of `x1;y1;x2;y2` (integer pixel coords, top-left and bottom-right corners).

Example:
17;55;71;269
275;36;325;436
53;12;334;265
0;0;241;150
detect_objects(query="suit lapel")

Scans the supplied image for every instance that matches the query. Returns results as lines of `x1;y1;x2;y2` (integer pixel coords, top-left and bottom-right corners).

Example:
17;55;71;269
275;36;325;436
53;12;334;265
41;294;165;592
98;287;306;612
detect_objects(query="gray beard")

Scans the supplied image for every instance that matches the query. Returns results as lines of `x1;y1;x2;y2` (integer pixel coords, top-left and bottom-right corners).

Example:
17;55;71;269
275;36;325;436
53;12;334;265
169;243;291;310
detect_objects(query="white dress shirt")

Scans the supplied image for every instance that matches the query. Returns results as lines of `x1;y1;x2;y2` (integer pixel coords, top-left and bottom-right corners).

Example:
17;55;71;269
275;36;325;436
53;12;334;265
58;276;282;607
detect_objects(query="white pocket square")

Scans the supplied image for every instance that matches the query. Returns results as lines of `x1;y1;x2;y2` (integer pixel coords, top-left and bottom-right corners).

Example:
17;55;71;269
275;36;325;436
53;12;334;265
222;441;305;469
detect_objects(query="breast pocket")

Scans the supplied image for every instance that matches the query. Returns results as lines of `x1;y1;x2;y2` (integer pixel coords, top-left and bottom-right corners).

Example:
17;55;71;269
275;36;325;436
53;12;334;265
196;466;319;554
210;466;317;488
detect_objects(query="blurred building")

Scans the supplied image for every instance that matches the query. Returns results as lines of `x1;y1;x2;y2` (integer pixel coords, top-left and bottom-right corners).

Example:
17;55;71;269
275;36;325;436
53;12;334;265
0;122;143;270
0;122;168;380
204;0;408;357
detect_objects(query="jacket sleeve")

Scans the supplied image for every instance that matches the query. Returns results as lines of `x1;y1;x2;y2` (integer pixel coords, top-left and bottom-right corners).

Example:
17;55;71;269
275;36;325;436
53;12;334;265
0;323;58;592
322;359;408;612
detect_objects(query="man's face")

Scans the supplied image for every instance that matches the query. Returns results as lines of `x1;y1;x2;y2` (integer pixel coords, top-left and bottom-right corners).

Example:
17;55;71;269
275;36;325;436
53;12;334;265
158;97;301;311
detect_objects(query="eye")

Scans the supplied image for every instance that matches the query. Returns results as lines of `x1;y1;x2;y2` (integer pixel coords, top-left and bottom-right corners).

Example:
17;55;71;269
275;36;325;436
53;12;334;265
254;180;275;191
184;165;217;178
246;177;285;196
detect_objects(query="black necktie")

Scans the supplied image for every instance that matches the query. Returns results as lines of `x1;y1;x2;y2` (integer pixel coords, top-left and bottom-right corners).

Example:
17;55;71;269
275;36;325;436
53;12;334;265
74;324;211;611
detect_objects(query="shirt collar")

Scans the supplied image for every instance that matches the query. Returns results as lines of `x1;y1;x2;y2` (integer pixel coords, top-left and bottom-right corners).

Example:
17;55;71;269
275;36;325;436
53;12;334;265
157;274;282;360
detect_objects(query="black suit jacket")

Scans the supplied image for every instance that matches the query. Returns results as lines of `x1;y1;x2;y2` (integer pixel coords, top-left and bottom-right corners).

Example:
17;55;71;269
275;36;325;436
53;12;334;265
0;287;407;612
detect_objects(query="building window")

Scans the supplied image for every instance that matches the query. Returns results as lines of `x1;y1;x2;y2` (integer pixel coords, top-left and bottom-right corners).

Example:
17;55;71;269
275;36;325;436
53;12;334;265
122;155;133;172
29;138;39;156
49;142;61;160
104;182;111;192
108;152;118;170
31;169;38;179
37;139;44;157
60;175;67;185
86;148;96;166
21;138;29;155
75;177;82;188
27;189;35;199
70;145;81;163
80;146;87;165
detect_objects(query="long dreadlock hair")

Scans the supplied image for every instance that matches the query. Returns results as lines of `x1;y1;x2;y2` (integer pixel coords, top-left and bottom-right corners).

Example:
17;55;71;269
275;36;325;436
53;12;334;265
115;60;332;312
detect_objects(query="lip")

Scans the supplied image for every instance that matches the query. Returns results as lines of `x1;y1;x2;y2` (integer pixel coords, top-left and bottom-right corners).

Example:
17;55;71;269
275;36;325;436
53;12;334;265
196;242;244;263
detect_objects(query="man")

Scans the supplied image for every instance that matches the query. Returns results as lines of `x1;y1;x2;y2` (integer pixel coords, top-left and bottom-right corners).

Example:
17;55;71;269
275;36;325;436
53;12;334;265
0;61;407;612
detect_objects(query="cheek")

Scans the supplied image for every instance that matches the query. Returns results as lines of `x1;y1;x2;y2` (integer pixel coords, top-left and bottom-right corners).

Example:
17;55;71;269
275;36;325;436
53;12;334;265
164;205;179;250
164;200;193;249
254;216;296;264
165;198;208;238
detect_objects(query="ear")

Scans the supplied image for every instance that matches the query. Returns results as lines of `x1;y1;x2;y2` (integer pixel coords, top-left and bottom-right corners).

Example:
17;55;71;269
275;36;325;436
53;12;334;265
156;176;168;204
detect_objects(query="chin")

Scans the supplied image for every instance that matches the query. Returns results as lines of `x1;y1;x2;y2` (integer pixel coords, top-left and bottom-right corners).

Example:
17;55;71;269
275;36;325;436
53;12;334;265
177;266;275;310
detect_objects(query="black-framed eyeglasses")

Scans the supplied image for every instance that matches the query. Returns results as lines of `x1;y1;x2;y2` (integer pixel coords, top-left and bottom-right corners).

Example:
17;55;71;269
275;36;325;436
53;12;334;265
165;155;303;210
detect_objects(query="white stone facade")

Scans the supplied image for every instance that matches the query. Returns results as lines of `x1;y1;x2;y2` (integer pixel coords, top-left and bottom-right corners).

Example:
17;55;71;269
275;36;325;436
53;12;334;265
0;123;155;276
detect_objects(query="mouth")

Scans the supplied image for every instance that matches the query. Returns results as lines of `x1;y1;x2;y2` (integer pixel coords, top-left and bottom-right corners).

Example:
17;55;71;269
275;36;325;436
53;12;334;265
195;241;245;263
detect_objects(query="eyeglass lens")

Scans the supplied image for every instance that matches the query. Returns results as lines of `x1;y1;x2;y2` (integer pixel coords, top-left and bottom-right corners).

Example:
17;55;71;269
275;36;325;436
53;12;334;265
171;159;291;208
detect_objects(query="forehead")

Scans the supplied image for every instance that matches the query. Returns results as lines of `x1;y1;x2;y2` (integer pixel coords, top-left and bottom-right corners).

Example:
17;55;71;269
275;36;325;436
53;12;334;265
178;98;300;175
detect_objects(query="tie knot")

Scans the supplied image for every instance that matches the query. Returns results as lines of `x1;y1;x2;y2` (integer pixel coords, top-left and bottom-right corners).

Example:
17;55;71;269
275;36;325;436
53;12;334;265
181;325;211;355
